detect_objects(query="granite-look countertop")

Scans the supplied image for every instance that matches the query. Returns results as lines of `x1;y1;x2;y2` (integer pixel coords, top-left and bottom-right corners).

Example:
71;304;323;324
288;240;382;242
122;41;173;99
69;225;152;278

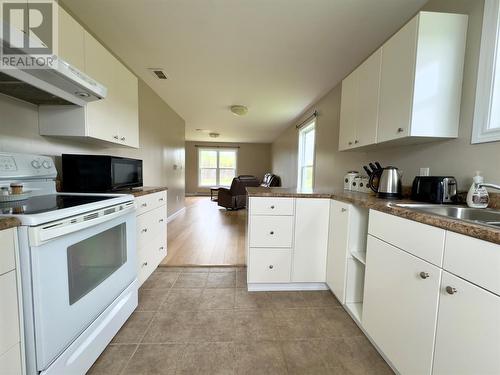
114;186;168;197
247;187;500;245
0;217;20;230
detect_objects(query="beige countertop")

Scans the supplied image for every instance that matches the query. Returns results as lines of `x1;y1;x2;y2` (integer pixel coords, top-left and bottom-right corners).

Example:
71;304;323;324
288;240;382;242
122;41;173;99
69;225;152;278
247;187;500;245
0;217;20;230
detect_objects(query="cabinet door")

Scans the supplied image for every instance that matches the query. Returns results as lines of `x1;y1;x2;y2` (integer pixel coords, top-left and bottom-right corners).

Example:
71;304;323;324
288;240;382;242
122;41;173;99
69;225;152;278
433;272;500;375
338;71;357;151
115;63;139;148
58;5;85;71
84;32;119;143
326;201;350;303
378;15;418;143
356;49;381;147
292;198;330;282
363;235;440;375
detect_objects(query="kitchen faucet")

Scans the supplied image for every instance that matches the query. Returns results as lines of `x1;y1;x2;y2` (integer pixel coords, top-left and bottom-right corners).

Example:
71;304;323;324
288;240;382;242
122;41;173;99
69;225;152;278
477;182;500;191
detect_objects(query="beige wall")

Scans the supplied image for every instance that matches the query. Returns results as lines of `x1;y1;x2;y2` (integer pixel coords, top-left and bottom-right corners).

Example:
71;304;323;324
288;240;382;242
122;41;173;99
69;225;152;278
185;141;271;195
0;80;186;217
272;0;500;192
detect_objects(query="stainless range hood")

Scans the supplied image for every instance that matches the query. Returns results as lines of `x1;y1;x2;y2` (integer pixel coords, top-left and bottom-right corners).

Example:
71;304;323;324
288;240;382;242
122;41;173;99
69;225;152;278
0;56;107;106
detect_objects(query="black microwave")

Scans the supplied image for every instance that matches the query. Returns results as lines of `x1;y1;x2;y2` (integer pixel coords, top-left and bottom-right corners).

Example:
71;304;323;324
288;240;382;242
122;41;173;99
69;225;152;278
62;154;143;192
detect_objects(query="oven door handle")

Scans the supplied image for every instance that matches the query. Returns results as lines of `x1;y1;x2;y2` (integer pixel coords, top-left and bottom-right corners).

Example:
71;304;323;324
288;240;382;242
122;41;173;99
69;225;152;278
28;202;136;246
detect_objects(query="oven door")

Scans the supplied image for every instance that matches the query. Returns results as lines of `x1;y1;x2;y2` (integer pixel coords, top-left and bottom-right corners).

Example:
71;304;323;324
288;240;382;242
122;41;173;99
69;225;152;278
28;206;136;371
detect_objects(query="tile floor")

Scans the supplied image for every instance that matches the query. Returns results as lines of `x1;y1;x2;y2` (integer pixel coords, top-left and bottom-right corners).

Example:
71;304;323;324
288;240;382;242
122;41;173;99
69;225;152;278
87;267;393;375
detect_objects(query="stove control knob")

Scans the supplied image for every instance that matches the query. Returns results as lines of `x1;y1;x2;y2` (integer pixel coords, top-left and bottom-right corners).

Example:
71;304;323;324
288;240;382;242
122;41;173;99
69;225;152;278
42;161;52;169
31;160;41;169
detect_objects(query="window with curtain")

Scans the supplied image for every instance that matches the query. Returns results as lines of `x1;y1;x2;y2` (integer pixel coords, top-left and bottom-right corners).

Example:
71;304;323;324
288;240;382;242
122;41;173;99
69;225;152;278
472;0;500;143
198;148;237;187
297;121;316;191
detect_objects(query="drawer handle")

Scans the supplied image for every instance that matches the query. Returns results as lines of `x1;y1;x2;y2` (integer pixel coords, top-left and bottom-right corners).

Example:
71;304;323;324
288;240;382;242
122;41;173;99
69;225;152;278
446;286;457;295
397;127;404;133
341;208;347;212
159;198;165;202
141;228;148;233
269;265;274;269
269;231;274;235
120;137;126;141
141;203;148;207
270;205;275;209
142;262;148;267
159;246;164;250
348;141;353;146
113;135;119;140
159;219;164;223
419;272;430;279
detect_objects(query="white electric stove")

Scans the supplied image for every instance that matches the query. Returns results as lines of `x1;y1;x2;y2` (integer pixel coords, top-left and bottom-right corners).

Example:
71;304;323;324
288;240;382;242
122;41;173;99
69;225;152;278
0;152;138;375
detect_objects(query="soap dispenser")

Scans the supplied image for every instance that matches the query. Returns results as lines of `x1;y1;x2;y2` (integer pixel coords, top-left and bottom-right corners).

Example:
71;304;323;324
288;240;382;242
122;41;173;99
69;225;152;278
466;171;489;208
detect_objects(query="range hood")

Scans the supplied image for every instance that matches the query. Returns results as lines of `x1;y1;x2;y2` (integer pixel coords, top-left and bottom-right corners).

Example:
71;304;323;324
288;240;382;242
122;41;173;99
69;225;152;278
0;57;107;106
0;21;107;106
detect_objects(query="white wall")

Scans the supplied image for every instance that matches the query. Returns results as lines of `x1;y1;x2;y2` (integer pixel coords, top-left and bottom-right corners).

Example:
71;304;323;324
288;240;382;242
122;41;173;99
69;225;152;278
272;0;500;192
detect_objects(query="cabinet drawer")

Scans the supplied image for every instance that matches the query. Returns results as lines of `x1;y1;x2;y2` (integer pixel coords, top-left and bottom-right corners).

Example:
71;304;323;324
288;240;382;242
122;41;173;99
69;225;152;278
249;197;295;216
136;191;167;216
248;248;291;283
137;206;167;250
0;229;16;275
0;343;22;375
0;271;20;356
249;216;294;248
138;233;167;286
444;232;500;295
368;210;445;266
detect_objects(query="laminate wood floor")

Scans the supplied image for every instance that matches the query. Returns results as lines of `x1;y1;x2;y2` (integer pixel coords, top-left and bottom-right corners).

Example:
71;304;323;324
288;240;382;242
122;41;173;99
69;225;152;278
162;197;246;266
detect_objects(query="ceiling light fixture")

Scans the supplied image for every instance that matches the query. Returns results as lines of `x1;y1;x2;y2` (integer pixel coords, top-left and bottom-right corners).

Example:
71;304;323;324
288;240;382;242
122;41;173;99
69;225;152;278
230;105;248;116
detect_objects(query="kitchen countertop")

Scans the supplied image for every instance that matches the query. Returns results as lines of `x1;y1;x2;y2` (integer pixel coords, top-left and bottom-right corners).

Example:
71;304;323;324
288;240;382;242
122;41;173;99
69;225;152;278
0;217;20;230
247;187;500;245
114;186;168;197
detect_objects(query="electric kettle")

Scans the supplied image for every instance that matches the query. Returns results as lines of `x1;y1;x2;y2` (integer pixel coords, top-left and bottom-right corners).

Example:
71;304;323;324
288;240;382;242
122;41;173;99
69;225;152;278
371;166;402;198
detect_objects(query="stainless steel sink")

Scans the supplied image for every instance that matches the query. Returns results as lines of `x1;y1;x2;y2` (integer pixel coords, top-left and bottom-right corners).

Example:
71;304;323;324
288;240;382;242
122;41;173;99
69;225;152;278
394;204;500;228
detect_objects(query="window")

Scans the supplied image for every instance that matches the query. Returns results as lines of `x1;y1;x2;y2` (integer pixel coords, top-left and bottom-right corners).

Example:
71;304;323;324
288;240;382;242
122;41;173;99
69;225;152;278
297;121;316;191
472;0;500;143
198;148;237;187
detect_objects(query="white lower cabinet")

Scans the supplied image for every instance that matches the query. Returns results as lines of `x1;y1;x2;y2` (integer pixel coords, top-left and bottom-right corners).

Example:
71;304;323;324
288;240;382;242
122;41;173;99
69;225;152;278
248;248;292;283
363;235;441;375
135;191;168;286
432;271;500;375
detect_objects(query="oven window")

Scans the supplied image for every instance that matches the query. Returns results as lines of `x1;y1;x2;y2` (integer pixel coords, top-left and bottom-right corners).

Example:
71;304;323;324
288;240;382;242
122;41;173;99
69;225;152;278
67;223;127;305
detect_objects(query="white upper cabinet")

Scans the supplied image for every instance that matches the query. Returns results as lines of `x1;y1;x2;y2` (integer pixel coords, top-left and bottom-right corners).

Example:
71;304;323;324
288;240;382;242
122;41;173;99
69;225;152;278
339;11;468;150
339;71;358;150
39;5;139;148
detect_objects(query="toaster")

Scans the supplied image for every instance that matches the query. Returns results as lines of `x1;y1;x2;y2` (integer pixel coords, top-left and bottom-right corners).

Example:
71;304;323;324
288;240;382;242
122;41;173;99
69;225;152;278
411;176;458;203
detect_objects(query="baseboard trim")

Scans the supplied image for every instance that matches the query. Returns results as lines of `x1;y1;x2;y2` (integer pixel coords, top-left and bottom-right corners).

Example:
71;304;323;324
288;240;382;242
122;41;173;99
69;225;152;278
247;282;328;292
167;207;186;223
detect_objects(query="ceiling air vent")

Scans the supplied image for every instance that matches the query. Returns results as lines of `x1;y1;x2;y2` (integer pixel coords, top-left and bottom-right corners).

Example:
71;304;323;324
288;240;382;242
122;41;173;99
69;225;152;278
148;68;168;80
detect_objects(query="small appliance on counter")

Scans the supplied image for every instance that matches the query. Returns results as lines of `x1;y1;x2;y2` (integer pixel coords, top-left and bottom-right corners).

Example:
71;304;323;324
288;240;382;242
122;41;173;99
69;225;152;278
62;154;143;192
344;171;359;190
376;166;403;198
411;176;458;203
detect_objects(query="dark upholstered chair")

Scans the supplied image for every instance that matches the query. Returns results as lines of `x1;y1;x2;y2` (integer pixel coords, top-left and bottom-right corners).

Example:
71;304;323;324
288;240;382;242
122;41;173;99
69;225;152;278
217;175;260;210
261;173;281;187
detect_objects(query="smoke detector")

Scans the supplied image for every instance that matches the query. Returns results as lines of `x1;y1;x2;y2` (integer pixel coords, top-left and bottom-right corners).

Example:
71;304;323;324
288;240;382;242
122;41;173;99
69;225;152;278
148;68;168;80
209;132;220;138
230;105;248;116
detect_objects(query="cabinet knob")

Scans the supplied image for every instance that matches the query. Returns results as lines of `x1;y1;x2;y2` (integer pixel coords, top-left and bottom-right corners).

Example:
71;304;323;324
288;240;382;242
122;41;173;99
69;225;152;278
159;198;164;202
121;137;126;141
269;231;274;235
348;141;353;146
269;265;274;269
419;271;430;279
270;205;275;209
141;203;147;207
397;127;404;133
159;246;164;250
113;135;119;140
142;262;148;267
159;219;164;223
354;140;359;144
446;286;457;295
341;208;347;212
141;228;148;233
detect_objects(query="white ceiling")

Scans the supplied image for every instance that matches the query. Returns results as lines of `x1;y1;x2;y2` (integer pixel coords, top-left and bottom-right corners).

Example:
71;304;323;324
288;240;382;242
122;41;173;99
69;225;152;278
62;0;427;143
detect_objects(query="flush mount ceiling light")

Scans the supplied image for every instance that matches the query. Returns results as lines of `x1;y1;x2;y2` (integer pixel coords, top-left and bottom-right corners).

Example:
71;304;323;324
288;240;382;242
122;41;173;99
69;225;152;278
209;132;220;138
230;105;248;116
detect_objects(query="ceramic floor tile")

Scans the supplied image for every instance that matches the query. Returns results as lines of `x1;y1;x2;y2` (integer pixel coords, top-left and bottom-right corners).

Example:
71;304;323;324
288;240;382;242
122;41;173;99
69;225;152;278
206;272;236;288
235;288;272;309
209;267;238;273
273;308;325;339
199;288;235;310
172;272;209;288
137;288;171;312
111;312;155;344
121;343;184;375
159;288;203;311
280;340;331;375
176;342;236;375
267;291;309;309
300;290;342;308
188;309;235;342
311;308;363;338
178;267;210;273
235;270;247;288
142;311;196;343
233;340;287;375
141;271;179;289
155;266;186;273
234;309;279;341
86;344;136;375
